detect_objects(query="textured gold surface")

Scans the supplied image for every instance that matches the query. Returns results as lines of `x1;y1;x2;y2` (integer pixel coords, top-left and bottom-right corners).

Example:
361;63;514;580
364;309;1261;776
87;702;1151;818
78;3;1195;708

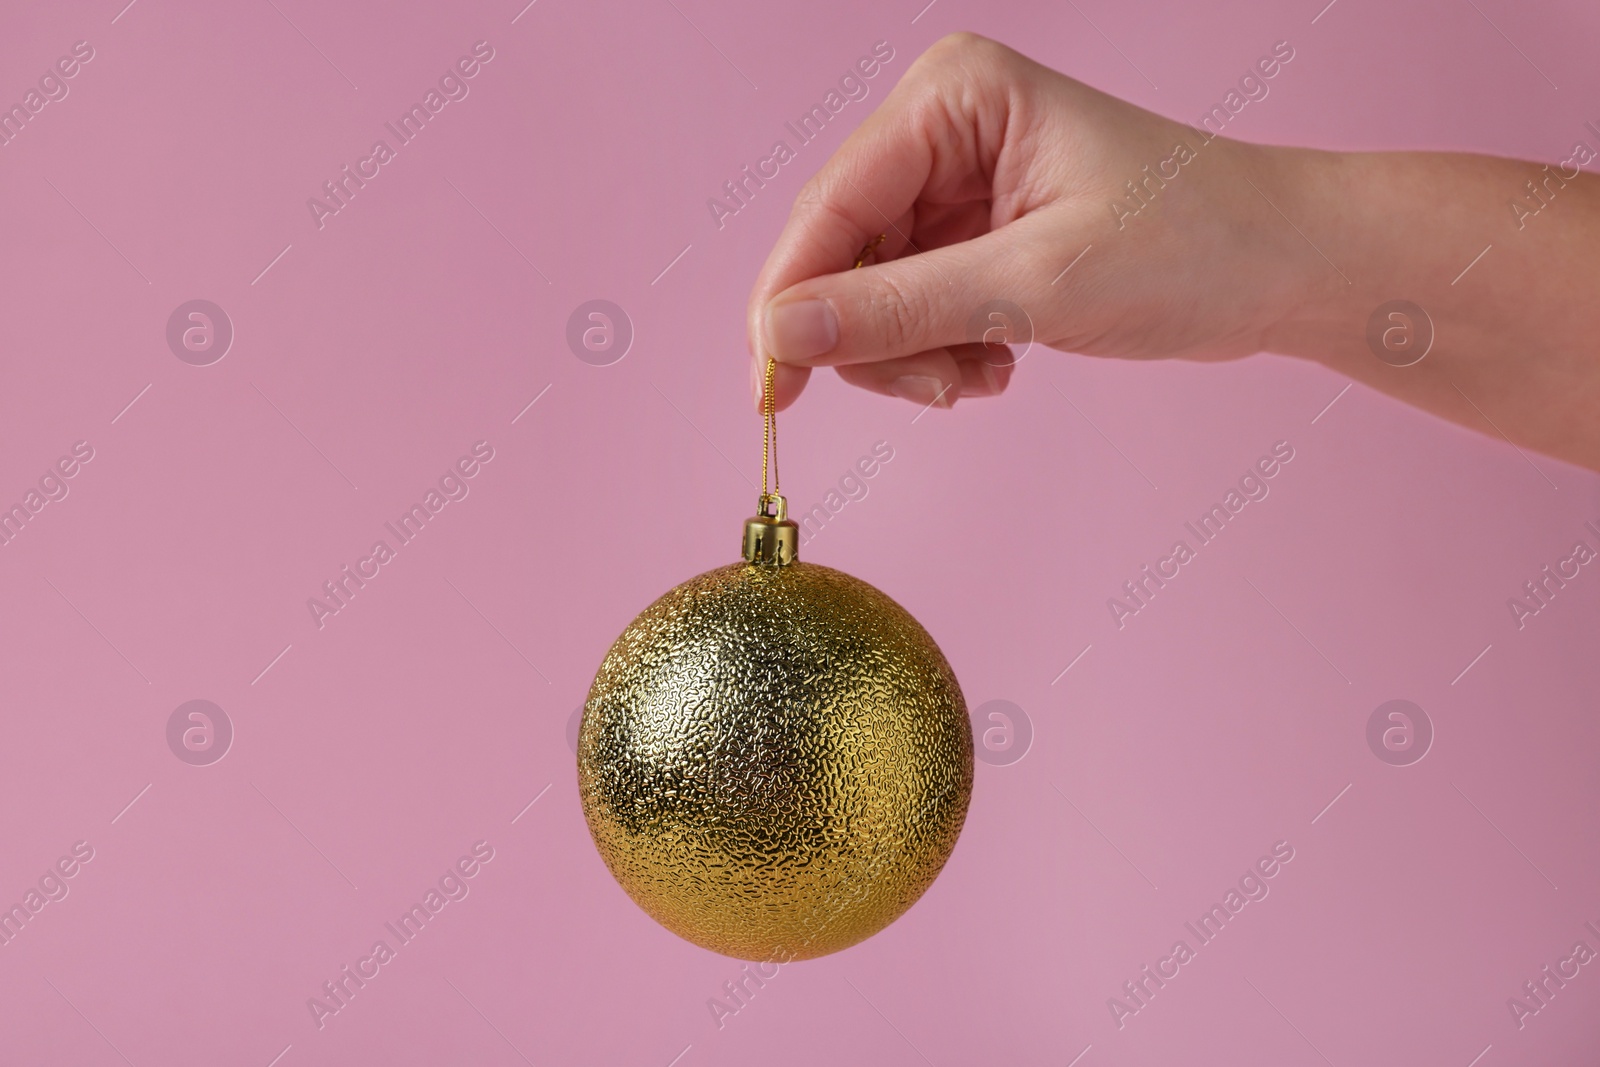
578;560;972;961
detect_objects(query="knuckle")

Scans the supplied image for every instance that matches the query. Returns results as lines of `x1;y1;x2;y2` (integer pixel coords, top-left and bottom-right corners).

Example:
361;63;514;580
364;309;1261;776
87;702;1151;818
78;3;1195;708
864;271;928;353
925;31;990;62
792;176;829;214
913;32;1009;78
790;180;867;250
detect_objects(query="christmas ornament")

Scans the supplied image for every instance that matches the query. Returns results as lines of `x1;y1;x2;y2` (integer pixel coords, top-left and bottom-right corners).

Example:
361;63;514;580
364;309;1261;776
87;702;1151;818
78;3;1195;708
578;240;973;961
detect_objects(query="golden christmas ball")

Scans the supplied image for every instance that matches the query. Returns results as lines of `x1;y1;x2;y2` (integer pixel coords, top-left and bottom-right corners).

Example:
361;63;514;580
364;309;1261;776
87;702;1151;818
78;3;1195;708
577;496;973;961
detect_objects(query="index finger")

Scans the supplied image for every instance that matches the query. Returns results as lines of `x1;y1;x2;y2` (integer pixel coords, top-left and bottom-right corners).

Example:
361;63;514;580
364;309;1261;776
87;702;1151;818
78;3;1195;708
745;35;1005;405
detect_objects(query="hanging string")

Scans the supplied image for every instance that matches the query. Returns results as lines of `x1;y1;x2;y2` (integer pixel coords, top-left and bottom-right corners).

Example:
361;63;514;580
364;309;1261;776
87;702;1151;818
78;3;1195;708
760;233;887;515
761;356;779;508
854;233;886;269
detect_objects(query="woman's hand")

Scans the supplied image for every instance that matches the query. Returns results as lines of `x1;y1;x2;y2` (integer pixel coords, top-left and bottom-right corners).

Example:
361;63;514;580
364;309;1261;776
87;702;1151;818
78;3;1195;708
745;32;1316;410
746;33;1600;472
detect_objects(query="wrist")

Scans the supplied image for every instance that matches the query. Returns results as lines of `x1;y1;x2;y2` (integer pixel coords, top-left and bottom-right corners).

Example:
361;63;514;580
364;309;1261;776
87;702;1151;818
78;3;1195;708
1243;143;1370;367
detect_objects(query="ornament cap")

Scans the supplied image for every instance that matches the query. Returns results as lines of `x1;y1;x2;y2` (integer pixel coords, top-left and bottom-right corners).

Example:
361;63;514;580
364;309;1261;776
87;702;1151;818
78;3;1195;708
743;493;798;566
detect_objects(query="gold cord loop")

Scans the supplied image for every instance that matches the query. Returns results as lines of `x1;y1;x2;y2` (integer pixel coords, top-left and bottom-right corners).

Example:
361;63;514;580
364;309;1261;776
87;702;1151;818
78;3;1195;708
757;233;887;518
854;232;887;269
760;356;780;513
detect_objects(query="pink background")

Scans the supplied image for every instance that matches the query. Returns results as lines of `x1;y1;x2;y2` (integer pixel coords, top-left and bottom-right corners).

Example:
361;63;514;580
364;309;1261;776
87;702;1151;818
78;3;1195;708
1;0;1598;1064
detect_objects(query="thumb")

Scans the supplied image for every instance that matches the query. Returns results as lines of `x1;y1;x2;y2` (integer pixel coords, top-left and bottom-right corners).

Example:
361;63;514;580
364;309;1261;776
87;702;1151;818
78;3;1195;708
759;220;1059;369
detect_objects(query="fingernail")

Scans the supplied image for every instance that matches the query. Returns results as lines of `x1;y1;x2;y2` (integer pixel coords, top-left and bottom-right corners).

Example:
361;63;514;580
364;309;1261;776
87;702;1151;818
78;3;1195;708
889;375;953;408
961;360;1002;397
750;359;763;407
765;299;838;362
